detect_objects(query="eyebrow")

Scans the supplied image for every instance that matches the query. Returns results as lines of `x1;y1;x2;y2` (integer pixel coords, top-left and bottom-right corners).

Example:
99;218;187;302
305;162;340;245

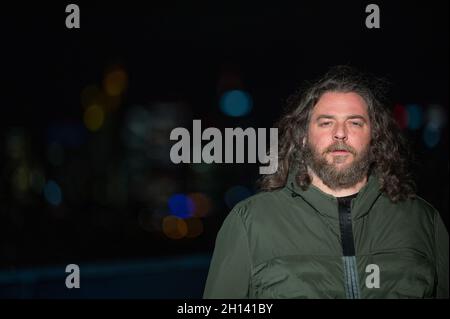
315;114;367;121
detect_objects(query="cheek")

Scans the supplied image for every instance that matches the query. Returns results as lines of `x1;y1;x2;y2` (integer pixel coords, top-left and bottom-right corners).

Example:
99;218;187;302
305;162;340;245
350;131;371;149
308;130;331;151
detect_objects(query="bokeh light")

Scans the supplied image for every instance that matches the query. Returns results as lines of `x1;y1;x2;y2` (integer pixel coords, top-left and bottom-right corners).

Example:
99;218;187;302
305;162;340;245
423;124;441;148
84;104;104;131
168;194;195;219
220;89;253;117
393;104;407;129
103;67;128;97
185;217;204;238
162;215;188;239
406;104;423;130
44;180;62;206
224;185;252;209
188;192;211;217
426;104;446;130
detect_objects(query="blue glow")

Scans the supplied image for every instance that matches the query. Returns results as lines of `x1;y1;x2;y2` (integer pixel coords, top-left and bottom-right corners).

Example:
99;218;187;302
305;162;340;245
220;90;253;117
406;104;423;130
224;185;252;209
168;194;195;219
423;125;440;148
44;180;62;206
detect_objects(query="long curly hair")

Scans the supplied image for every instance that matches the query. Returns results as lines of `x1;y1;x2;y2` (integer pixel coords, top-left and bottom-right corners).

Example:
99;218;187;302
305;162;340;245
258;65;416;202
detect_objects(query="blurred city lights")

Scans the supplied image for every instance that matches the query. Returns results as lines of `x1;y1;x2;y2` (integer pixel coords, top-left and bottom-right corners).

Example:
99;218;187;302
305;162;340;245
188;192;211;217
168;194;194;219
122;103;191;171
426;104;446;130
220;89;253;117
406;104;423;130
103;67;128;97
224;185;252;209
84;104;105;131
162;215;188;239
423;124;441;148
123;106;151;148
44;180;62;206
421;104;446;149
185;217;204;238
47;142;64;167
393;104;408;129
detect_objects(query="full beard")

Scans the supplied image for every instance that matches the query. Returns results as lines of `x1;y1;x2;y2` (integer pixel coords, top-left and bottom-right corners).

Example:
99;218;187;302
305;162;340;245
303;141;372;190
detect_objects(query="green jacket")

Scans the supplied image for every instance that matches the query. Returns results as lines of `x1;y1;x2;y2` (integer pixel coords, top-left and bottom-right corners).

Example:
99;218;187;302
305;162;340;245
203;173;449;299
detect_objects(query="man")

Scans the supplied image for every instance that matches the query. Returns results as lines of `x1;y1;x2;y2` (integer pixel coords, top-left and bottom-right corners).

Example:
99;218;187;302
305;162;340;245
203;66;449;299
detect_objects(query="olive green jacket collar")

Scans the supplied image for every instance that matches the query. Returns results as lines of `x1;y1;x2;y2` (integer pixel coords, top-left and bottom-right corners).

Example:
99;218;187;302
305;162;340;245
286;170;382;220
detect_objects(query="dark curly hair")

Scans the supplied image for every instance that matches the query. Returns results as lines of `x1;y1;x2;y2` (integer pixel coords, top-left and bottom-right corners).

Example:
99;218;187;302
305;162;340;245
258;65;416;203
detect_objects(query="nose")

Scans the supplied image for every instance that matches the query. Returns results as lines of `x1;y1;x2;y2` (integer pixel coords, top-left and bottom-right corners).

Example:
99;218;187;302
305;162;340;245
333;122;348;141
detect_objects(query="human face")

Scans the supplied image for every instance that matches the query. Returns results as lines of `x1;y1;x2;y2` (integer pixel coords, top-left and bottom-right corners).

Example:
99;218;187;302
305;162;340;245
306;92;371;170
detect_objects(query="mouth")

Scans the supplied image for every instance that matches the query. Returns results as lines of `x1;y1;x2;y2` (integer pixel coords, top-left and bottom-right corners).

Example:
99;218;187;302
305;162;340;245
329;150;350;155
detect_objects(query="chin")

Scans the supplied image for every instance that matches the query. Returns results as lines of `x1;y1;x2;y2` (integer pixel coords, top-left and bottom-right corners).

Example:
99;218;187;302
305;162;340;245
327;156;352;164
330;160;353;168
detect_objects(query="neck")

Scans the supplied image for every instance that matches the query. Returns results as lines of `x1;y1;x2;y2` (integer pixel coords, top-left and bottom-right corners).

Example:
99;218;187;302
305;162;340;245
308;168;368;197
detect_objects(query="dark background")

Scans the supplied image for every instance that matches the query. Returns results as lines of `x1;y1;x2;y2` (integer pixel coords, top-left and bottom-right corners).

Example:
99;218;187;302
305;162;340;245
0;1;448;298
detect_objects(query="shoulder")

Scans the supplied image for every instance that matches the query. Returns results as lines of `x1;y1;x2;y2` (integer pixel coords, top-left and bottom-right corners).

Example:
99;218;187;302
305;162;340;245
400;195;437;214
378;193;439;224
226;188;289;225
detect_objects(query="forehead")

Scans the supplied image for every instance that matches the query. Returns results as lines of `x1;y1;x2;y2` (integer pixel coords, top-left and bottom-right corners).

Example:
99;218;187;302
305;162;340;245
311;92;369;117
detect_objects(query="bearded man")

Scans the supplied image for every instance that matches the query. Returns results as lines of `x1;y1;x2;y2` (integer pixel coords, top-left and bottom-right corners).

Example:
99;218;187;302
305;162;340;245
203;66;448;299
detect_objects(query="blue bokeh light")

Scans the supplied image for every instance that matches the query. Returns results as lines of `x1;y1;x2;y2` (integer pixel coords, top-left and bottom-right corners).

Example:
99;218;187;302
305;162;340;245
168;193;195;219
406;104;423;130
44;180;62;206
423;125;441;148
220;90;253;117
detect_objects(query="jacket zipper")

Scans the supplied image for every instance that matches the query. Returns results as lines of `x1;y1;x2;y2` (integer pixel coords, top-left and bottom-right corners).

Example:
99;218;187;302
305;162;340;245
337;196;361;299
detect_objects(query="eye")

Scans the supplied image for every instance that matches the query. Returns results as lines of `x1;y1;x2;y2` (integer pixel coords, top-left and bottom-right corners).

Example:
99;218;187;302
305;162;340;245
319;121;332;127
350;121;363;127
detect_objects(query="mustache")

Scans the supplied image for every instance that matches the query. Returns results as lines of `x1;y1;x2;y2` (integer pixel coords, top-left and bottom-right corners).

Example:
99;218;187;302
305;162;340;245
324;143;356;155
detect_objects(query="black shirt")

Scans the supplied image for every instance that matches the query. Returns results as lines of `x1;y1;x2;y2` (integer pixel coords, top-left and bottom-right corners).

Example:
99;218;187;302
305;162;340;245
337;193;358;256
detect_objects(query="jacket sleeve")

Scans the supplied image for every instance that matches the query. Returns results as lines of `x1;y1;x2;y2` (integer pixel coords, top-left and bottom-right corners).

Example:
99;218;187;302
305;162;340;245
434;211;449;298
203;206;252;298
